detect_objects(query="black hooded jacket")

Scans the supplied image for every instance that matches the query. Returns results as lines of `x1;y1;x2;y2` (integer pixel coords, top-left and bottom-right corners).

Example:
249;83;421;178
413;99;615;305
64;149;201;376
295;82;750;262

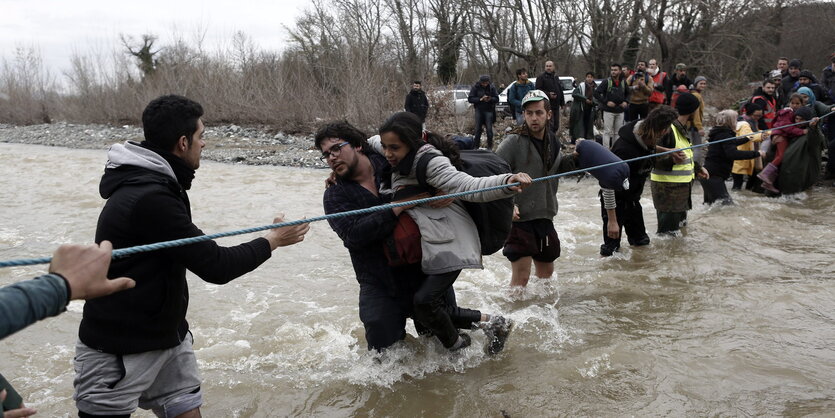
80;141;272;354
703;126;760;180
405;89;429;121
612;120;655;200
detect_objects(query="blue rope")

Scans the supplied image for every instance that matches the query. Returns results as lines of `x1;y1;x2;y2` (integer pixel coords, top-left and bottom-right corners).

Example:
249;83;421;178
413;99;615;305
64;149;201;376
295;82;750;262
1;110;832;269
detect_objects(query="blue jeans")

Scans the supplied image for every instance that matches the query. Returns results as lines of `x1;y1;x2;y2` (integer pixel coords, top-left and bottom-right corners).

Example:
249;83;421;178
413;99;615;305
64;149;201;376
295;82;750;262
515;111;525;125
474;110;494;149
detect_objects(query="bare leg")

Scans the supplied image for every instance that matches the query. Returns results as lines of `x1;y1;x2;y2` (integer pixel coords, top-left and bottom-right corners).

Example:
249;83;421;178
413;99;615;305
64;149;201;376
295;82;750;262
533;260;554;279
510;257;533;287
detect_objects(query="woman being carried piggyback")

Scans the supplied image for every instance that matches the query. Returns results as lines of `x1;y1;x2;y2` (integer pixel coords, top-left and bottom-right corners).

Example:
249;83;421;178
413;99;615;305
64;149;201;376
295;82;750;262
371;111;532;354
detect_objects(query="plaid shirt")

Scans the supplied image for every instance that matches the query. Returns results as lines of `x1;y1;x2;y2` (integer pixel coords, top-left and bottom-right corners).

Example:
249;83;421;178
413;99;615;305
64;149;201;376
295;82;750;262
323;152;401;291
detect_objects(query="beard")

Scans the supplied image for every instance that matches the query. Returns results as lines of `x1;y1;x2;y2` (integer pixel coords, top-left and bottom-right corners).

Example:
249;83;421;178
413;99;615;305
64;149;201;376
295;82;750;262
334;159;357;180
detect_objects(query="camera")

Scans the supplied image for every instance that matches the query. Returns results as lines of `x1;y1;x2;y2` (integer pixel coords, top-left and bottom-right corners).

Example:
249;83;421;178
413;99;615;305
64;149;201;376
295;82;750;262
633;71;644;79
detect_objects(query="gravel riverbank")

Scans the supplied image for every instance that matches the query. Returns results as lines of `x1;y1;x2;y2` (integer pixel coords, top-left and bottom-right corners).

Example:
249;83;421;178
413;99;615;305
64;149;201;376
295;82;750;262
0;122;329;169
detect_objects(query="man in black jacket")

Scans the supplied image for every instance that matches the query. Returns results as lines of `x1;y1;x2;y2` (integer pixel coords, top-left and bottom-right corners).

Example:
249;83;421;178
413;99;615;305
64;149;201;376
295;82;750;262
404;81;430;123
467;75;499;149
594;63;630;149
74;95;309;417
535;60;566;135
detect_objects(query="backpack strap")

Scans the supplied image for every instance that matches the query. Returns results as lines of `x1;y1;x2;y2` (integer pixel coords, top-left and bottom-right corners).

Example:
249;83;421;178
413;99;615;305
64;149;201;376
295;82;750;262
416;153;441;189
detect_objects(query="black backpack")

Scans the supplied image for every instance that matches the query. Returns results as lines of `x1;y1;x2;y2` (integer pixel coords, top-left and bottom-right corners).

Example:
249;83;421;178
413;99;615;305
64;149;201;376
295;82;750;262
415;150;515;255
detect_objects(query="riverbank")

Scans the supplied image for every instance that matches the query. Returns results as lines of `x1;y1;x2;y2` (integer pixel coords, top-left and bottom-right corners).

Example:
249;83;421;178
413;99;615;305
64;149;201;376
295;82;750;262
0;117;570;170
0;122;328;168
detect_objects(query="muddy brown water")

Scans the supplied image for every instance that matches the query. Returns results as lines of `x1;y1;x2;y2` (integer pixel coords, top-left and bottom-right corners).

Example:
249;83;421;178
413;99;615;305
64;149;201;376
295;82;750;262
1;143;834;416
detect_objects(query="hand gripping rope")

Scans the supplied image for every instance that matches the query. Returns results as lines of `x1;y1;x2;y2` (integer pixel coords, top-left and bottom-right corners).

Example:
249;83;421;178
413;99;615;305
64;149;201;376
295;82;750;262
0;111;832;269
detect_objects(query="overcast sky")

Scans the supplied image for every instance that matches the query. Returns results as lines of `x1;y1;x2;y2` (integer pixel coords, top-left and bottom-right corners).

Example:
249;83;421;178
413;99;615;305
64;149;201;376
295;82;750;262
0;0;310;76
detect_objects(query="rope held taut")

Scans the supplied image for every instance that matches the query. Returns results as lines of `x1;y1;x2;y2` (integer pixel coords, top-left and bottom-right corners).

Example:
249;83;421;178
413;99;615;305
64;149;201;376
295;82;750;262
1;111;832;269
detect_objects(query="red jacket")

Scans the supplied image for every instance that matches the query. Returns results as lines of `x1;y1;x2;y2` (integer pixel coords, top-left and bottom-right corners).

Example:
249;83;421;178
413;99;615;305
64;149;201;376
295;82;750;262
771;108;804;138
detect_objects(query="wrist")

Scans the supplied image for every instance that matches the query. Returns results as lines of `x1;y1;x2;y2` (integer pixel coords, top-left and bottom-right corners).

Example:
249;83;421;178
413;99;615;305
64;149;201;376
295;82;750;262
51;272;72;303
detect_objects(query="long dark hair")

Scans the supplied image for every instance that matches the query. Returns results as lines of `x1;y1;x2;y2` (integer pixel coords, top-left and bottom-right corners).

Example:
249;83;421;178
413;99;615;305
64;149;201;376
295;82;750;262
636;105;678;147
379;112;462;168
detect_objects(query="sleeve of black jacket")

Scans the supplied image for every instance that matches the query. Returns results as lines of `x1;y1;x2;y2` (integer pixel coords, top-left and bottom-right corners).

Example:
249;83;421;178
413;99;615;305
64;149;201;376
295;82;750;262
323;186;398;250
132;190;273;285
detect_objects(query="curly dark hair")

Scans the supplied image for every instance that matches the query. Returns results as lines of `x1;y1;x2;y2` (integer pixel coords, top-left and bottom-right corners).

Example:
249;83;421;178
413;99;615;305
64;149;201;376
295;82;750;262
141;95;204;151
378;112;462;168
314;120;369;152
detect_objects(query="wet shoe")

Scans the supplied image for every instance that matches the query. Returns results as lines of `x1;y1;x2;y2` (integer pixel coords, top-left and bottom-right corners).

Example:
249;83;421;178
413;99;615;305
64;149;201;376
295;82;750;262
449;333;471;352
599;244;618;257
484;316;514;355
629;235;650;246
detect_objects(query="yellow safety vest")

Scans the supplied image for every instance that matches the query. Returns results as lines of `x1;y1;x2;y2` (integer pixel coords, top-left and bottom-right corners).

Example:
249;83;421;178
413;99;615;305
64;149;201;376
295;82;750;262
651;124;695;183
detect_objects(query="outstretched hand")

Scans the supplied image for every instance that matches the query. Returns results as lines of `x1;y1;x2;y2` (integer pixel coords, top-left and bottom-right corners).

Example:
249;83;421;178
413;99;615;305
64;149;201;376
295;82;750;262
48;241;135;301
264;214;311;250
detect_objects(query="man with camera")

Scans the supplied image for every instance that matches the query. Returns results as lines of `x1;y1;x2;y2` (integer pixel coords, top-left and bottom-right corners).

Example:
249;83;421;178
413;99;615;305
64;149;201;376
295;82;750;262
625;60;654;122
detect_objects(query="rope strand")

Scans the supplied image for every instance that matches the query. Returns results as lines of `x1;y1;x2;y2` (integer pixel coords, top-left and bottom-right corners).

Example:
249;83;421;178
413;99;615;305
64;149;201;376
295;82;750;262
1;110;832;269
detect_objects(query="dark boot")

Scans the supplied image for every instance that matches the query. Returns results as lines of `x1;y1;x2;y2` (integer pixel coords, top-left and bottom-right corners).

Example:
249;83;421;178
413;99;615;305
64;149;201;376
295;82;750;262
731;174;744;190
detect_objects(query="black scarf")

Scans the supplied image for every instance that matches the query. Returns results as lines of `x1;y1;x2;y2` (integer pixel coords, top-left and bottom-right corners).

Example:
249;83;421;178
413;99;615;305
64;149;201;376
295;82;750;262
139;141;196;190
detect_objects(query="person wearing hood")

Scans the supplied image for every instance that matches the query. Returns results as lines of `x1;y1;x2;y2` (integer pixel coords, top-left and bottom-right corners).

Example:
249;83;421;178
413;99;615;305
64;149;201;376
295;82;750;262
599;105;678;256
792;70;830;104
404;81;430;123
797;86;834;118
74;95;310;417
778;109;826;194
797;85;835;178
699;110;764;205
731;102;768;191
650;92;709;234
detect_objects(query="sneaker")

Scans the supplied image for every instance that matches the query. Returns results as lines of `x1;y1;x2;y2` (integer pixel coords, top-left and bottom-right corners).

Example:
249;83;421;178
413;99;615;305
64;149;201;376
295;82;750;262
449;333;471;352
484;316;514;355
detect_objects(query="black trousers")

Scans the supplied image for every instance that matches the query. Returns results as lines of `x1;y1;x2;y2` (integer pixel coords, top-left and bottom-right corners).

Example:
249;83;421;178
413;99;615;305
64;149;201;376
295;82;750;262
413;270;481;348
656;211;687;234
359;267;477;351
600;195;649;256
699;176;732;205
625;102;649;122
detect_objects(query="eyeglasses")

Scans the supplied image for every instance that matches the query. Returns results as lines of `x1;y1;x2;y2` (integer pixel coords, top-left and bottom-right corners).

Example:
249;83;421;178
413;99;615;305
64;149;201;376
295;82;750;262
320;141;350;161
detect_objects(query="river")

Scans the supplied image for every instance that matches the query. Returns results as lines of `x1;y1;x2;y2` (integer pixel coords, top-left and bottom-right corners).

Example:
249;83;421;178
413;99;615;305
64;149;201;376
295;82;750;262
1;142;834;416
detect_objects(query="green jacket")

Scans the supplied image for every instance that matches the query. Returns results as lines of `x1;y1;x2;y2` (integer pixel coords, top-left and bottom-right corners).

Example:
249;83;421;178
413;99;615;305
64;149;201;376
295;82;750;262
778;125;824;195
496;130;576;221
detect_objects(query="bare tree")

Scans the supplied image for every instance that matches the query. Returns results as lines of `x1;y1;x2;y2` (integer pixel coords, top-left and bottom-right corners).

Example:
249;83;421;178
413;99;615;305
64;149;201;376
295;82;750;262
429;0;467;84
469;0;573;75
120;34;159;78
